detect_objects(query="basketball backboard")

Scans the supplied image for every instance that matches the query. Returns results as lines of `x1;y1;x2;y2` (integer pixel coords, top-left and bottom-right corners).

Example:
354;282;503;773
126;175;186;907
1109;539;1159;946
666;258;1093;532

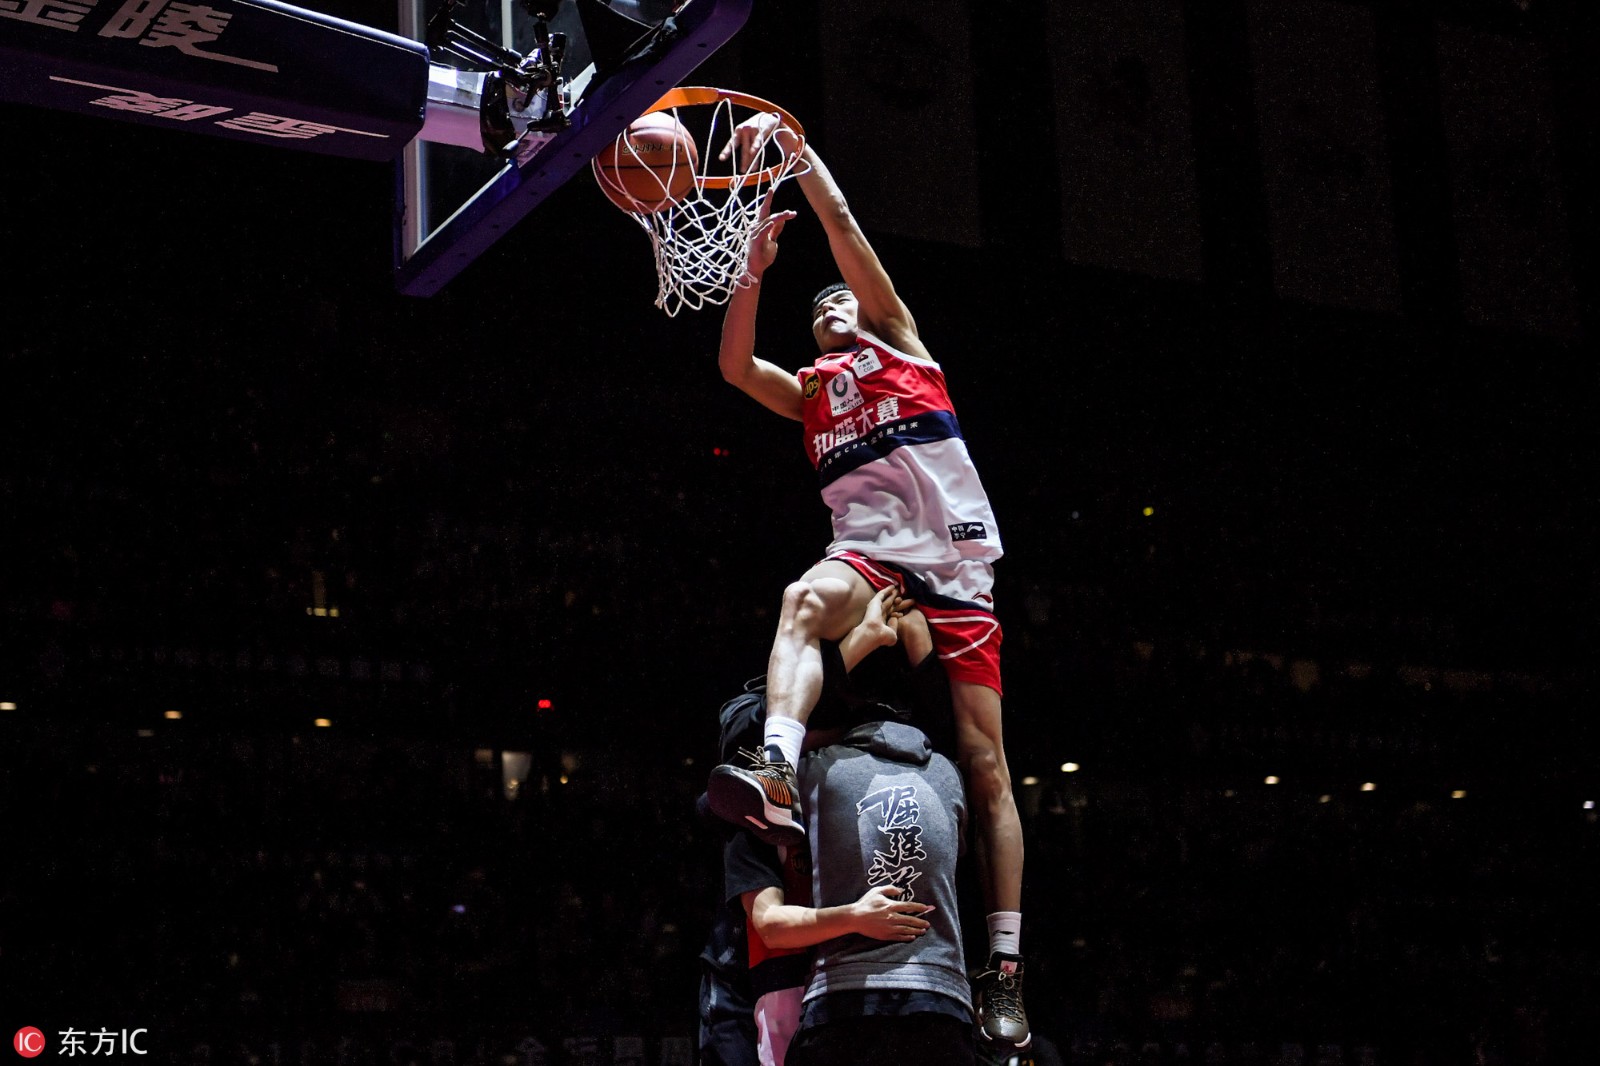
394;0;751;296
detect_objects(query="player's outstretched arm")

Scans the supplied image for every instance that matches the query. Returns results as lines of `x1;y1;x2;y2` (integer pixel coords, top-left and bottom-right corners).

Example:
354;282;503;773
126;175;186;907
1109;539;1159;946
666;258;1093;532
745;884;933;949
723;115;931;361
791;146;931;361
718;198;804;420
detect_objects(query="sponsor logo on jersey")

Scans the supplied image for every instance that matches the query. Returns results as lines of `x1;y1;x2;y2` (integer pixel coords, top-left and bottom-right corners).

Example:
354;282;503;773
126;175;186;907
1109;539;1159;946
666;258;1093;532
802;373;821;399
949;522;988;542
827;370;865;417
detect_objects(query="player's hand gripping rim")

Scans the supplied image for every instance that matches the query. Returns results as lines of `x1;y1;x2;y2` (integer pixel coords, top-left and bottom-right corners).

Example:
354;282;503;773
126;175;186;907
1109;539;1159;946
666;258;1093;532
719;111;803;172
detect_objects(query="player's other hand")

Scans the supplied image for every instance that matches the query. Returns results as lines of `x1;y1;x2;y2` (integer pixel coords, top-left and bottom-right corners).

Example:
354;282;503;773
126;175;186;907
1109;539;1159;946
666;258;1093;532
851;885;934;942
745;191;796;281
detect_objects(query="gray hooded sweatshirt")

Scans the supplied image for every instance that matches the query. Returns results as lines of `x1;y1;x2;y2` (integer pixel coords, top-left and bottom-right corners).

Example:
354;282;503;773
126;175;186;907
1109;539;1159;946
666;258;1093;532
798;719;971;1014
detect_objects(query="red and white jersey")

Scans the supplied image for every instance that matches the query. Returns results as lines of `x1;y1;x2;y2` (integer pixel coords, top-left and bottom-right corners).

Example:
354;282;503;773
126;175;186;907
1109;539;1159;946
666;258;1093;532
798;332;1002;573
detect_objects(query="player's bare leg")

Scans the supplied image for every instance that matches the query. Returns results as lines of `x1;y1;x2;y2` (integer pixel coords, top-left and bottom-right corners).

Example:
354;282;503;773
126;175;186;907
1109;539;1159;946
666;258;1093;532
953;679;1031;1049
951;681;1023;912
706;560;876;844
764;559;878;726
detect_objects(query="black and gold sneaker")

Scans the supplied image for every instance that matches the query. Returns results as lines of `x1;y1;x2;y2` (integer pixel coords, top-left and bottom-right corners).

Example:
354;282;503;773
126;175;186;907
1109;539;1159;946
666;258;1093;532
973;952;1031;1048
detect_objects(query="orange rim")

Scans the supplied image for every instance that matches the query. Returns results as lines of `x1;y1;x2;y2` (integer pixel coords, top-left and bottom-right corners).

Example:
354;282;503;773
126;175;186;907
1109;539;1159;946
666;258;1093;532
640;86;805;189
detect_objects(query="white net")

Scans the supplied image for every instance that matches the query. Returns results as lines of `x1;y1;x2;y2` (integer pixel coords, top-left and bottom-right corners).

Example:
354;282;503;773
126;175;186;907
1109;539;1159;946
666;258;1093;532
594;89;807;317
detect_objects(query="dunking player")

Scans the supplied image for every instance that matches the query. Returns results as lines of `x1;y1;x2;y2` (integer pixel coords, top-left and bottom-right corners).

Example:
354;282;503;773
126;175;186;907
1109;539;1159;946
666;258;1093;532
703;116;1029;1048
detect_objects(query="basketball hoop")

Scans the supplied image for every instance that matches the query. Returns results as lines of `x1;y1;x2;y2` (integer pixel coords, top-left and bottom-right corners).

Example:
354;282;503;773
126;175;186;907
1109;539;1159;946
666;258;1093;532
593;87;807;316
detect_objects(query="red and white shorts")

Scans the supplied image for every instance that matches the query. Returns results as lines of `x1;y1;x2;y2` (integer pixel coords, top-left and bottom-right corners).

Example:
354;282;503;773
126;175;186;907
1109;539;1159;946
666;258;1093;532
825;550;1003;697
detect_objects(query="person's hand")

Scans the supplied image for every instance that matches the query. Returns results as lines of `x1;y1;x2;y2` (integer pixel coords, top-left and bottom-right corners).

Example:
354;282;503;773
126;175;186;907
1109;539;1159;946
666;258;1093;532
849;885;934;942
854;585;903;650
719;111;802;170
745;191;797;282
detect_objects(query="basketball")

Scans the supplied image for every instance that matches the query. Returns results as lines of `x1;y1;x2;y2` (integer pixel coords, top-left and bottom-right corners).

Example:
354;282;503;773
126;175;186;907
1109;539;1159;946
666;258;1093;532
593;112;699;214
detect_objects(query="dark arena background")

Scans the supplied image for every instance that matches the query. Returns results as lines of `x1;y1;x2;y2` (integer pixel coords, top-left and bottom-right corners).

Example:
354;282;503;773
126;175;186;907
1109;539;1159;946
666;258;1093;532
2;0;1596;1064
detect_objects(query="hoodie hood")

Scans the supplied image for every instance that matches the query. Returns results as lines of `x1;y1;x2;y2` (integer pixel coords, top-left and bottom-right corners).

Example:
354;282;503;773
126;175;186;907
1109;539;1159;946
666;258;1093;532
841;719;932;766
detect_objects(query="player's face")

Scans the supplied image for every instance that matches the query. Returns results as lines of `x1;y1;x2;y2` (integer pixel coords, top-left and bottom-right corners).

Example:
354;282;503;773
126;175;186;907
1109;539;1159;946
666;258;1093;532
812;290;859;351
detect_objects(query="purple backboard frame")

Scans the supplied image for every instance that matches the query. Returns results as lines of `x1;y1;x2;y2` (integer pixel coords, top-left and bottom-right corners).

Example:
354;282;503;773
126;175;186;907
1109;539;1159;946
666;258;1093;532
393;0;751;297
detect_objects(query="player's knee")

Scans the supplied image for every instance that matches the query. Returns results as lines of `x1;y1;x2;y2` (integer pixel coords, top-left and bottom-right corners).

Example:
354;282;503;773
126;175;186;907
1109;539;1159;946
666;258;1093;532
960;740;1012;804
780;580;830;635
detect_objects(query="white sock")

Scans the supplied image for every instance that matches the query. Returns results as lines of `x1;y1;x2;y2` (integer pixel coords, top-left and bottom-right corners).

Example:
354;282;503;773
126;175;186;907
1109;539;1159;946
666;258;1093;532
987;911;1022;962
762;716;806;768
